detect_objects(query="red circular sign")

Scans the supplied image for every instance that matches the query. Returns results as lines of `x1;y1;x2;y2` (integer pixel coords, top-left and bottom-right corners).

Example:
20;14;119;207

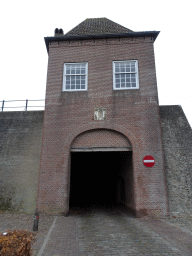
143;155;155;167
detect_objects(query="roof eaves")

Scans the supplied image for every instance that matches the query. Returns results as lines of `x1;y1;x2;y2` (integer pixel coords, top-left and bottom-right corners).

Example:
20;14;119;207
44;31;160;54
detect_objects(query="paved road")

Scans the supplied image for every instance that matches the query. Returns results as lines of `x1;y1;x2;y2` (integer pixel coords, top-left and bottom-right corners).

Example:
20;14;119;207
1;206;192;256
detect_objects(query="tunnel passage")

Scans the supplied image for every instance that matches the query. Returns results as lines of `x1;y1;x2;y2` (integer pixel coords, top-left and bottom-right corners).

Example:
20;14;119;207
69;151;134;211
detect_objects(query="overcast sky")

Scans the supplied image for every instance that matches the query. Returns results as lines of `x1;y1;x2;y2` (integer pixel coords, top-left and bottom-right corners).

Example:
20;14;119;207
0;0;191;127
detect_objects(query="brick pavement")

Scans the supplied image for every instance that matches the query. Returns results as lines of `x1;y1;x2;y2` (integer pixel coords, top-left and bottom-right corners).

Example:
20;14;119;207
0;207;192;256
0;213;54;256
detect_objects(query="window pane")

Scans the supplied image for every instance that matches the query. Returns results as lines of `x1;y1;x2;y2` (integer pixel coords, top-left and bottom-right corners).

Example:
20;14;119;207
120;63;125;72
115;74;120;84
131;77;136;82
125;63;131;72
126;83;131;87
131;63;135;72
66;85;70;89
116;83;120;88
76;84;80;89
126;74;130;82
116;78;120;84
76;67;80;74
66;81;70;86
71;85;75;89
66;76;70;82
66;66;70;74
71;67;75;74
81;84;85;89
131;74;136;78
81;64;86;74
115;63;120;73
121;73;125;87
132;83;136;87
76;79;80;85
81;75;85;82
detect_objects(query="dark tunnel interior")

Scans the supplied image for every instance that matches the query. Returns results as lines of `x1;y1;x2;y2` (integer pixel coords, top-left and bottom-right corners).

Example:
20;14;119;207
69;151;133;211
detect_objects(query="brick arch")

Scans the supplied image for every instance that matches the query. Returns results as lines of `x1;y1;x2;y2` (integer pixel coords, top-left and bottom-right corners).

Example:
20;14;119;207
71;128;132;150
63;122;140;154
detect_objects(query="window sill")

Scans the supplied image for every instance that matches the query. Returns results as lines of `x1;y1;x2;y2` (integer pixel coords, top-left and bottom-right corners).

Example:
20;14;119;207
62;89;88;92
113;87;139;90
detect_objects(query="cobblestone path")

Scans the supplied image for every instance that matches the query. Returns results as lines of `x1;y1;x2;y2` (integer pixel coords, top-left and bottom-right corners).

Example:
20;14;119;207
39;206;191;256
1;207;192;256
76;209;183;256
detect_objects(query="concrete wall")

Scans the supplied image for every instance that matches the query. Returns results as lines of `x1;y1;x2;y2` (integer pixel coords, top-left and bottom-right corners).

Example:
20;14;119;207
159;105;192;217
0;111;44;214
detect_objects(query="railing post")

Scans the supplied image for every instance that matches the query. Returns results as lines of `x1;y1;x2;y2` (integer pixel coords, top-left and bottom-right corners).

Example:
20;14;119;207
33;212;39;231
2;100;4;111
25;99;28;111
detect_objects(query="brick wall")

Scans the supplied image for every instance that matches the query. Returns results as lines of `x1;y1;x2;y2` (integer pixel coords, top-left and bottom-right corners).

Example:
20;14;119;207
37;36;169;217
0;111;44;214
71;129;132;149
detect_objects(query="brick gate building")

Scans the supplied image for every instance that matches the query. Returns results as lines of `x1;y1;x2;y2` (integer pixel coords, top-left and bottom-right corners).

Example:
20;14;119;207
37;18;169;217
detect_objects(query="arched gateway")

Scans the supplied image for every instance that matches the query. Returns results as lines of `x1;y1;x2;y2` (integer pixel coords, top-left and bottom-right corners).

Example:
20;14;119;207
69;128;134;212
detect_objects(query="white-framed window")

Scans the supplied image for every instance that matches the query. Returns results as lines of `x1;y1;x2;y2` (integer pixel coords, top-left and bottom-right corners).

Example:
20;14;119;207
113;60;139;90
63;62;88;91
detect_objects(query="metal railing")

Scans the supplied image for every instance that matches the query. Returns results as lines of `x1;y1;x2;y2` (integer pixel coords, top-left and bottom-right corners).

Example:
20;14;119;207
1;99;45;111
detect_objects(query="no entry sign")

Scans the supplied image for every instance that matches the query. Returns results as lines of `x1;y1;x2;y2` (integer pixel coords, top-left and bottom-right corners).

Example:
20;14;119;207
143;155;155;167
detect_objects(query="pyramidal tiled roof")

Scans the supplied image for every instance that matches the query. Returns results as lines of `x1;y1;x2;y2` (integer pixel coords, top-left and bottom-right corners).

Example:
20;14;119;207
65;18;133;36
44;18;159;53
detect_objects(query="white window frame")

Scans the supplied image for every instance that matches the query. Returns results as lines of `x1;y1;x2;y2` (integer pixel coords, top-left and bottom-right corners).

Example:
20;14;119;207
113;60;139;90
63;62;88;92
